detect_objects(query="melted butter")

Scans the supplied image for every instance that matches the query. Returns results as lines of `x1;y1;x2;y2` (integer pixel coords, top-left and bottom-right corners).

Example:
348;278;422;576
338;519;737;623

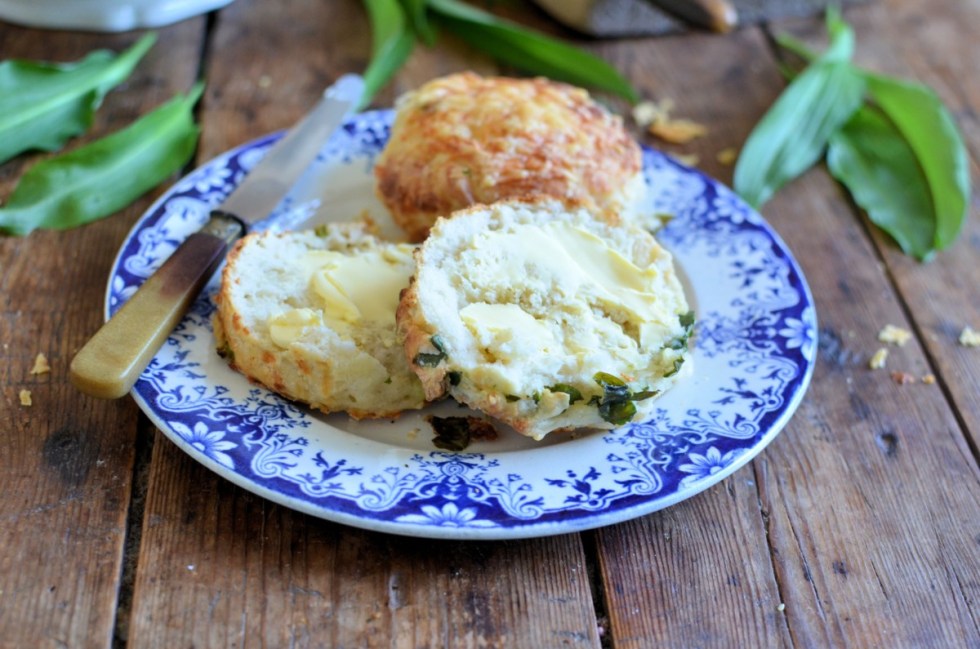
308;247;414;328
459;302;556;355
470;221;664;323
268;245;414;348
269;307;321;347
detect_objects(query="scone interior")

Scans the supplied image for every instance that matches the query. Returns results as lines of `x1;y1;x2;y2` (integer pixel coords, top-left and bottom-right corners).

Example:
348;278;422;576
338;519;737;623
214;225;426;419
374;71;646;242
398;200;693;440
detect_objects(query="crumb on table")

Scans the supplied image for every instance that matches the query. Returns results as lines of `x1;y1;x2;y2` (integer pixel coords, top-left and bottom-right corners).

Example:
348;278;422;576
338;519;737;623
19;389;32;406
869;348;888;370
30;353;51;375
960;326;980;347
878;324;911;346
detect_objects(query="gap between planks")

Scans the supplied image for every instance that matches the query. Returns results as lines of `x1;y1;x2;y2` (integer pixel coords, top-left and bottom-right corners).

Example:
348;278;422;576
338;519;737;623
110;11;220;648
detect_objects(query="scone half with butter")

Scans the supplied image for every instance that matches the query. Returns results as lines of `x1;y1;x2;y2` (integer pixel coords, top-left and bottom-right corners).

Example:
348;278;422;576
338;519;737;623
397;199;694;440
214;224;426;419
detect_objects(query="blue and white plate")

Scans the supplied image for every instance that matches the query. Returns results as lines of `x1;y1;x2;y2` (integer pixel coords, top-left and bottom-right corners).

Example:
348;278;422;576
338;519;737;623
108;110;816;540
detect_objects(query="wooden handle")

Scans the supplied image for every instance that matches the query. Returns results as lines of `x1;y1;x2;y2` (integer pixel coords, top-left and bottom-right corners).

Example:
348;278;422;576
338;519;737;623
651;0;738;32
70;214;244;399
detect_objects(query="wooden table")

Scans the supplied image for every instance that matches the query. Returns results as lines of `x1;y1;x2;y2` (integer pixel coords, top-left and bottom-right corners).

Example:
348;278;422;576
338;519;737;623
2;1;978;646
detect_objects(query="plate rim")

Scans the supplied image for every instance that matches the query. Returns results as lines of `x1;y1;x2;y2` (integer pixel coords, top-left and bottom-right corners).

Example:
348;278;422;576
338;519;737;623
106;111;817;540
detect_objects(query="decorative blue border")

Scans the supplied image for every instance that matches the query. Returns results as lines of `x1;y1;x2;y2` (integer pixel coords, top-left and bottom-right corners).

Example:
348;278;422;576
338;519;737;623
106;110;816;539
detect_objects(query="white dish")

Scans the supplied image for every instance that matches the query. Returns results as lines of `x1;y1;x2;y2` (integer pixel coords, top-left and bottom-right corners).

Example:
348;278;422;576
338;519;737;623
107;109;816;539
0;0;233;31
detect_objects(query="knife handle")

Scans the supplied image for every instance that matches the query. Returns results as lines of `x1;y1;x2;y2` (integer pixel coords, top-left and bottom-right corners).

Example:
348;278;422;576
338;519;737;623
70;212;246;399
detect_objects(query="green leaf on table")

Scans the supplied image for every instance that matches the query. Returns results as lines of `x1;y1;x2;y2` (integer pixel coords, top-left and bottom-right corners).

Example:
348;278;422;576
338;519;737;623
0;83;203;236
361;0;415;110
0;33;156;165
864;74;970;251
426;0;639;103
827;106;936;260
733;60;865;208
399;0;435;45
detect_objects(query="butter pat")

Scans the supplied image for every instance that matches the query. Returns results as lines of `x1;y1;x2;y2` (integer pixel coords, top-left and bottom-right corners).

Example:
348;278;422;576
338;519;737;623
269;307;320;347
268;245;414;349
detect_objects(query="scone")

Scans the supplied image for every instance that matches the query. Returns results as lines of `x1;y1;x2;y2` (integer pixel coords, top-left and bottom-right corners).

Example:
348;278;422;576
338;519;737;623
214;224;426;419
397;199;693;440
374;72;645;242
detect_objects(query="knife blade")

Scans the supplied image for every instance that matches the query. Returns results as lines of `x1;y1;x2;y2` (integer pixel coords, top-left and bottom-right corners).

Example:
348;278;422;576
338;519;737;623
70;74;365;399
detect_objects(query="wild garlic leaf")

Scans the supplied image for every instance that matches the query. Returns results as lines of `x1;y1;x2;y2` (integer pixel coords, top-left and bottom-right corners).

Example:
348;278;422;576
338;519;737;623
827;107;936;260
864;74;970;251
361;0;415;110
0;83;203;236
734;60;865;208
426;0;639;103
0;33;156;165
399;0;435;45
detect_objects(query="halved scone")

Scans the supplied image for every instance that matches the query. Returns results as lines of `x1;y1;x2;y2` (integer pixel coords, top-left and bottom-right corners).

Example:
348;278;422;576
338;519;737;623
214;224;426;418
397;199;693;440
374;72;646;242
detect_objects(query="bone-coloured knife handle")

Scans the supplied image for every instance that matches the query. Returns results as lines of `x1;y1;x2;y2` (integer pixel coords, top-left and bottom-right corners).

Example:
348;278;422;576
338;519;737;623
651;0;737;32
70;212;245;399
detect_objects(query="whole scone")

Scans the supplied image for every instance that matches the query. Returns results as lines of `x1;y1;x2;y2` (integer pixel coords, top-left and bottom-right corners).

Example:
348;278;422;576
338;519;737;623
374;72;645;242
397;200;693;440
214;224;426;419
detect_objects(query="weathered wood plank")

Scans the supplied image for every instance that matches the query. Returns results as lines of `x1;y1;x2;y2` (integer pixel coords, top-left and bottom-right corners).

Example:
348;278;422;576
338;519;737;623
744;4;980;639
0;22;205;649
126;2;600;646
130;438;600;648
581;26;792;648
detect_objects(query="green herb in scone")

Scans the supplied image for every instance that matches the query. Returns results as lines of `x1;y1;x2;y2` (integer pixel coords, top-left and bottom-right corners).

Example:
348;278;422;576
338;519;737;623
413;333;448;367
547;383;584;404
590;372;659;426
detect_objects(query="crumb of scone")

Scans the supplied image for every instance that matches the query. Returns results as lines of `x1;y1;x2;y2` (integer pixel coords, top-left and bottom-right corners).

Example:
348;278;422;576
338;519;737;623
649;119;708;144
777;603;786;613
19;389;32;406
716;147;738;165
959;326;980;347
890;371;916;385
30;353;51;375
869;348;888;369
878;324;911;346
673;153;700;167
921;374;936;384
632;98;674;127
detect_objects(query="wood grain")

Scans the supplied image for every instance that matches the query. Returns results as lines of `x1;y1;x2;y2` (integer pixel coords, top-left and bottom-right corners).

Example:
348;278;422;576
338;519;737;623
580;25;795;649
0;22;205;648
129;438;600;648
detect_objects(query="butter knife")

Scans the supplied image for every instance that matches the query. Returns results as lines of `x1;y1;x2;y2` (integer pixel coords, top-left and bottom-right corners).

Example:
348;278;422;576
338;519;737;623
70;74;365;399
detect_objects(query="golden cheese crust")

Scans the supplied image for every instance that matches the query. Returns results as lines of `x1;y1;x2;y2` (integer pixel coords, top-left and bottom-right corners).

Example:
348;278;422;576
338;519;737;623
374;72;644;242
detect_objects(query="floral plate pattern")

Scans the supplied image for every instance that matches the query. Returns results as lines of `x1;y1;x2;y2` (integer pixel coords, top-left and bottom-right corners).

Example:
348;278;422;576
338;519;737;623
108;109;816;540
